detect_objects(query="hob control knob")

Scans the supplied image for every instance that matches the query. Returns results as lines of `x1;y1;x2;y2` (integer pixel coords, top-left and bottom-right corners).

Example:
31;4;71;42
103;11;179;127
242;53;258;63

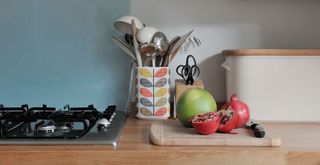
97;118;110;132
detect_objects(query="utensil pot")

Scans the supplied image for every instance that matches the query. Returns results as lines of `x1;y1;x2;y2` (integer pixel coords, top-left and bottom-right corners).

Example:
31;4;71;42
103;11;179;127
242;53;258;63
136;67;170;119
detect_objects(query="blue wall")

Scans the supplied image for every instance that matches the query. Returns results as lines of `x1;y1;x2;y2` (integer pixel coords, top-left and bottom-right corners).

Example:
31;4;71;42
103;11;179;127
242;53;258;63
0;0;130;111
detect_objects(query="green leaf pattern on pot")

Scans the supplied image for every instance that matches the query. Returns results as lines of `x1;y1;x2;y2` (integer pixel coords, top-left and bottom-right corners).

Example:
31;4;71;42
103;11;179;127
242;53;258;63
154;78;167;87
155;98;167;107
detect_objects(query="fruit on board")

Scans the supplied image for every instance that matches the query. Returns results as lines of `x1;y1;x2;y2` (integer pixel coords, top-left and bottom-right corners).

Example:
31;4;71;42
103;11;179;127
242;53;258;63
224;94;250;128
217;106;238;133
192;112;221;135
217;94;250;133
176;88;217;127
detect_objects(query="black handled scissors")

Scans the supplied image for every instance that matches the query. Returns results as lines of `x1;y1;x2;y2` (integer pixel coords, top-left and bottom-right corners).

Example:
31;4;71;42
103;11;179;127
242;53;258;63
176;55;200;85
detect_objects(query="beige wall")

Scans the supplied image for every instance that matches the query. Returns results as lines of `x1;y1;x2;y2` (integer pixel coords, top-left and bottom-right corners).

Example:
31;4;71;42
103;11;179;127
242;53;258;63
131;0;320;102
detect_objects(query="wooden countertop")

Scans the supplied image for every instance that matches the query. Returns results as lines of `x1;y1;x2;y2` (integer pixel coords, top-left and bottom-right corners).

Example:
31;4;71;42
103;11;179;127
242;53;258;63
0;117;319;165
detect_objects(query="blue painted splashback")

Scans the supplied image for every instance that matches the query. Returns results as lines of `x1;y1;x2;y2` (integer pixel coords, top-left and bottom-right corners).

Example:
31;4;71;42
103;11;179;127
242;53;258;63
0;0;130;111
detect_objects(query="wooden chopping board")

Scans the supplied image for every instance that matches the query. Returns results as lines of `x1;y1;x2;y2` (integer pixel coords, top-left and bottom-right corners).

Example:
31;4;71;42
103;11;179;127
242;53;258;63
150;120;281;146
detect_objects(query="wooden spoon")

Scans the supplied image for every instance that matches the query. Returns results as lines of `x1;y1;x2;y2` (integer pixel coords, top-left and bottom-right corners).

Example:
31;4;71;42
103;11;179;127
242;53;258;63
140;44;157;67
131;19;143;67
161;36;180;66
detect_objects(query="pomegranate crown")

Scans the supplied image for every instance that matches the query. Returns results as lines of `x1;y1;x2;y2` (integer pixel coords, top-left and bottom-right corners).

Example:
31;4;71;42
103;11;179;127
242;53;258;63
230;93;239;101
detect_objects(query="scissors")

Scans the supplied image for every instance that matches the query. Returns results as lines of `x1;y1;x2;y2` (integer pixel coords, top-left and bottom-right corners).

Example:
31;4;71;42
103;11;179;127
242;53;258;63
176;55;200;85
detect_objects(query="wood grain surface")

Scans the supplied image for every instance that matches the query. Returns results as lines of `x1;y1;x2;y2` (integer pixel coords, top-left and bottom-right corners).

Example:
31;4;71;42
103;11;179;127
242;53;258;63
0;117;319;165
222;49;320;56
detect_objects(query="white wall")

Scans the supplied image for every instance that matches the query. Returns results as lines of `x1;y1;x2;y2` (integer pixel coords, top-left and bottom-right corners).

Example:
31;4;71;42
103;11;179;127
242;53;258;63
131;0;320;102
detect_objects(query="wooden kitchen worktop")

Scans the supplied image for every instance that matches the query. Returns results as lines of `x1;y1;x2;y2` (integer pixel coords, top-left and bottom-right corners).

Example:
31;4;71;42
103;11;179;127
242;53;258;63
0;117;319;165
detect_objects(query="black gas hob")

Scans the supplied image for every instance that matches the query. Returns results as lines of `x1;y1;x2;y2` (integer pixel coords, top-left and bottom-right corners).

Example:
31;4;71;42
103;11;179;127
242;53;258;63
0;104;127;146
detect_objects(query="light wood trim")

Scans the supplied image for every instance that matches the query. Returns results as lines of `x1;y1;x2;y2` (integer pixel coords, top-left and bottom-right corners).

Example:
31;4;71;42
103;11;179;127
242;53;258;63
222;49;320;56
150;120;281;147
149;120;162;145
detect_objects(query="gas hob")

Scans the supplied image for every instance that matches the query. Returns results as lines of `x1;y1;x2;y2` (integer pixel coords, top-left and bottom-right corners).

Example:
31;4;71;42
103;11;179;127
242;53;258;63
0;104;127;146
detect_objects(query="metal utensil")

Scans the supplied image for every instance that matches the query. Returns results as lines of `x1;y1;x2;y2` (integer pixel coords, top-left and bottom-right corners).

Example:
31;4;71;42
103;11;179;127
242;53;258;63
175;55;200;85
162;30;194;66
152;32;169;56
193;36;201;47
131;19;143;67
113;15;144;35
170;29;194;54
141;55;152;67
140;44;157;67
155;55;163;67
161;36;180;67
112;36;136;61
126;59;136;111
152;32;169;67
181;36;202;53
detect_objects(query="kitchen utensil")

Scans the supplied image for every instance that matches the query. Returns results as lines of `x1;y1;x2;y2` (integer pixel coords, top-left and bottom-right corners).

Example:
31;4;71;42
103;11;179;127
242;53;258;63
245;120;266;138
185;37;196;51
113;15;144;35
161;36;180;67
152;32;169;67
181;36;201;52
140;44;157;67
136;67;170;120
131;19;143;67
170;29;194;55
126;59;136;110
168;35;202;65
112;36;136;62
136;26;159;44
124;33;133;46
155;55;163;67
193;36;201;47
141;55;152;67
162;30;194;66
152;32;169;57
150;120;281;146
176;55;200;85
189;37;196;48
151;54;156;67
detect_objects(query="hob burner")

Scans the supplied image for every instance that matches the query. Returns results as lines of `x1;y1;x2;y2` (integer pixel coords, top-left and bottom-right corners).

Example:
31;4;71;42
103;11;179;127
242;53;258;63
0;104;127;146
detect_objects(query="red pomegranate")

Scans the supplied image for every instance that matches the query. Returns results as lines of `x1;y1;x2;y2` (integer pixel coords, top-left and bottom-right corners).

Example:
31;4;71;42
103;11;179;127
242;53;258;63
229;94;250;128
191;112;221;135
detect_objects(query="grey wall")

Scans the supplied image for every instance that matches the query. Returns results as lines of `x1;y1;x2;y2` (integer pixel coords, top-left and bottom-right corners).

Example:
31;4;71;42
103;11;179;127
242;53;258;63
131;0;320;101
0;0;130;110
